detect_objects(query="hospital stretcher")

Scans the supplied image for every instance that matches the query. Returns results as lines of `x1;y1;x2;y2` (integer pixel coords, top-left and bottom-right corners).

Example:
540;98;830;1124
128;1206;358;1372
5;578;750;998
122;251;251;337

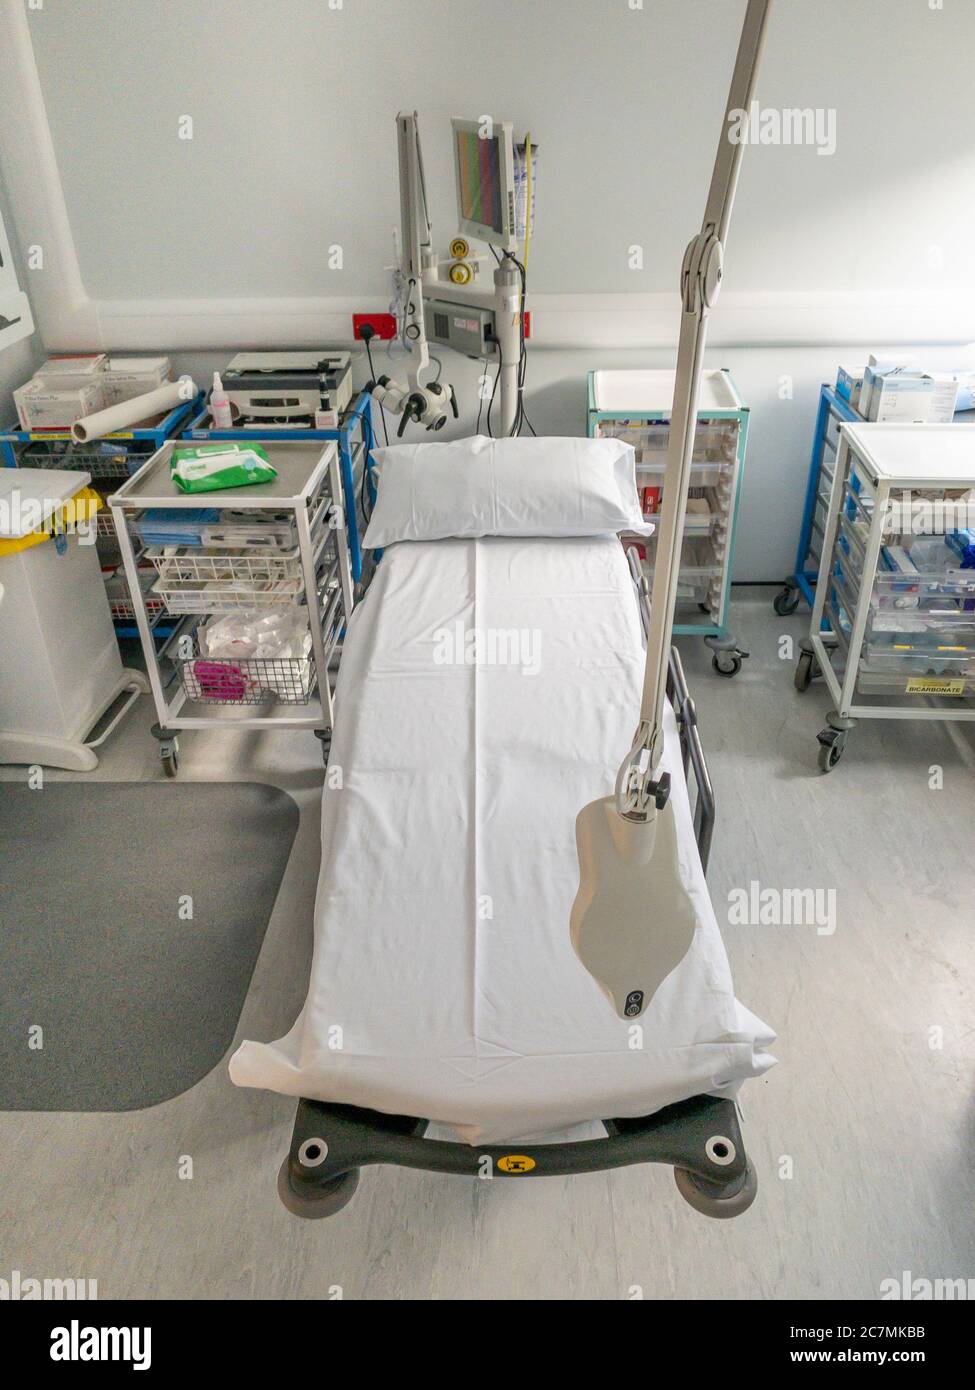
230;536;774;1219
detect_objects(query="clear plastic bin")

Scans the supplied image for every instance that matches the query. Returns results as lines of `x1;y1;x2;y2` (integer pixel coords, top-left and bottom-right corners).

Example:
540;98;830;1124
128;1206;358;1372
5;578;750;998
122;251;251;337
596;419;738;465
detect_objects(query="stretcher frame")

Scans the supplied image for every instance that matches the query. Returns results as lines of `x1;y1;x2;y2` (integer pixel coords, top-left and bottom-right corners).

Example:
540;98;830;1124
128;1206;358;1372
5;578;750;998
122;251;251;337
278;553;755;1222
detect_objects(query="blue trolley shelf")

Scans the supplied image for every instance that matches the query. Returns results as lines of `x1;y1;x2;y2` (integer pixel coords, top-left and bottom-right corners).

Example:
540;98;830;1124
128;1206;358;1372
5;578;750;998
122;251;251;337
773;383;862;620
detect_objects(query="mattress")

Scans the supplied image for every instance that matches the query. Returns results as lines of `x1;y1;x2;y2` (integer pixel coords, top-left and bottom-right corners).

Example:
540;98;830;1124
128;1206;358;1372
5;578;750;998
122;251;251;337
230;535;775;1143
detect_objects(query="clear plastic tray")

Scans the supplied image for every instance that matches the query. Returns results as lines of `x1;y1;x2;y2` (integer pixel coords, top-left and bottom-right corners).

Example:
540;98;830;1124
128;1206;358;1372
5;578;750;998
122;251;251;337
200;511;298;551
855;668;975;698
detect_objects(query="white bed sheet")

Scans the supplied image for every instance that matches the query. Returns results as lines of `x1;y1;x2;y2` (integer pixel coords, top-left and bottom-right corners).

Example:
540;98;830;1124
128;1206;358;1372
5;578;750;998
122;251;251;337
230;535;775;1143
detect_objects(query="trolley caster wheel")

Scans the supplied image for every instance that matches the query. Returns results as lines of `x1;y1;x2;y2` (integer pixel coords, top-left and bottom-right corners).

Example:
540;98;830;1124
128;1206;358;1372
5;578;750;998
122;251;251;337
773;585;801;617
277;1160;359;1219
697;602;711;614
712;651;742;678
817;730;847;773
794;650;816;692
314;729;332;767
674;1161;758;1219
159;740;179;778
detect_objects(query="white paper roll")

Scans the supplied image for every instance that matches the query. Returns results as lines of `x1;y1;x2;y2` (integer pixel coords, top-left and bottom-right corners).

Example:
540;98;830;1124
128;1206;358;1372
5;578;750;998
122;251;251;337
71;377;197;443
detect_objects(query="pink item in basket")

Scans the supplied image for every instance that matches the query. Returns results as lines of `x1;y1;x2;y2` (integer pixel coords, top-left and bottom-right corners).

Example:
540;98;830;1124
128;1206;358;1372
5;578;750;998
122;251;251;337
192;660;249;701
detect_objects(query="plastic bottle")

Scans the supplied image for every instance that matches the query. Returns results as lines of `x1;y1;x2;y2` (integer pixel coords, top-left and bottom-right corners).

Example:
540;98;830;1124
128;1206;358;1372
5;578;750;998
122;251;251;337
210;372;234;429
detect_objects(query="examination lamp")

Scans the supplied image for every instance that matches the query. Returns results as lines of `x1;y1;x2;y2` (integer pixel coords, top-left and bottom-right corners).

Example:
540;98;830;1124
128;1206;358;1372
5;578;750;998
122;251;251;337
365;112;459;436
571;0;773;1020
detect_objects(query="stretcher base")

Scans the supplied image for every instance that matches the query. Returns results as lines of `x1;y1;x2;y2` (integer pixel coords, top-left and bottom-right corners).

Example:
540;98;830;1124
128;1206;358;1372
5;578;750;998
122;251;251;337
279;1093;756;1221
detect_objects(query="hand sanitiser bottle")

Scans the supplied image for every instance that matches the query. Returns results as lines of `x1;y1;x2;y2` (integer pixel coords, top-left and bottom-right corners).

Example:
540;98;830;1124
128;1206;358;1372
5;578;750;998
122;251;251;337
210;372;234;429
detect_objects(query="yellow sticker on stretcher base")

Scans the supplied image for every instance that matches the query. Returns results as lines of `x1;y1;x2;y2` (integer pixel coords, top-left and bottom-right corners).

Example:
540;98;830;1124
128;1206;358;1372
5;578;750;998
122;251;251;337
497;1155;536;1174
906;677;965;696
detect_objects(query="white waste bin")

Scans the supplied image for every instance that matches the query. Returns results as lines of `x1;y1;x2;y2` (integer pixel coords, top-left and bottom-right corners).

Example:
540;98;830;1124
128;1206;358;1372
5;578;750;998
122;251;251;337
0;467;147;770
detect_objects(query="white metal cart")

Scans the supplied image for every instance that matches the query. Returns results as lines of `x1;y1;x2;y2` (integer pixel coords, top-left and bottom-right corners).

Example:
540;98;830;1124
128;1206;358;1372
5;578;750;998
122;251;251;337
588;368;750;676
109;440;353;776
797;422;975;771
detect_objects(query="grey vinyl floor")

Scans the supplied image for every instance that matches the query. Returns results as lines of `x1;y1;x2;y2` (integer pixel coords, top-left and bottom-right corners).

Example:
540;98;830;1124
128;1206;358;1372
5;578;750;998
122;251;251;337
1;588;972;1301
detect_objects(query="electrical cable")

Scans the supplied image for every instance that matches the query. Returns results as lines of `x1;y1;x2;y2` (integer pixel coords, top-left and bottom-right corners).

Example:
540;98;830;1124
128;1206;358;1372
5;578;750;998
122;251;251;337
360;408;375;522
475;353;491;435
363;335;389;445
486;340;503;439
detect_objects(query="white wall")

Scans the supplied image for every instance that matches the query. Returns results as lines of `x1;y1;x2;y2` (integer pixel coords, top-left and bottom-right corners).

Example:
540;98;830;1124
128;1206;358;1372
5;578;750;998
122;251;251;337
19;0;975;307
1;0;974;578
0;168;41;420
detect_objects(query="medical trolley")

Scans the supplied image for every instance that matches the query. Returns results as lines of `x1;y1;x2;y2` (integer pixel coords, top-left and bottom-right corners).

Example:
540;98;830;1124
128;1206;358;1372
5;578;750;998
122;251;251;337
588;368;750;676
109;440;355;776
182;390;377;594
795;422;975;771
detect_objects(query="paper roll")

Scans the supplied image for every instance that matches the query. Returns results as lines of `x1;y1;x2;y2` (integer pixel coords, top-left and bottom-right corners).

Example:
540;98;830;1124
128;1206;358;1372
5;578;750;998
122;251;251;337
71;377;197;443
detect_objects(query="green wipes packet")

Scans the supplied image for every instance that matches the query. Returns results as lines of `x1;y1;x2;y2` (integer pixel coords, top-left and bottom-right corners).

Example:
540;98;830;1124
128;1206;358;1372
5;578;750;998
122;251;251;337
170;443;277;494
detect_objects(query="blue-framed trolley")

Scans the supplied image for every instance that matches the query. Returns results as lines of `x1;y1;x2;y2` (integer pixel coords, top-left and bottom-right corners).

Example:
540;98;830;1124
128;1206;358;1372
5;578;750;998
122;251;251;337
1;394;204;641
588;368;751;676
773;382;861;620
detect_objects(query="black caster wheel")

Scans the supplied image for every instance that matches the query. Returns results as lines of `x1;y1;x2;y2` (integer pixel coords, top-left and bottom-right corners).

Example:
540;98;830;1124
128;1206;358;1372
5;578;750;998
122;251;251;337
159;741;179;778
697;602;711;614
674;1161;758;1219
314;730;332;767
712;652;742;678
277;1160;360;1219
773;585;801;617
817;731;847;773
794;650;816;692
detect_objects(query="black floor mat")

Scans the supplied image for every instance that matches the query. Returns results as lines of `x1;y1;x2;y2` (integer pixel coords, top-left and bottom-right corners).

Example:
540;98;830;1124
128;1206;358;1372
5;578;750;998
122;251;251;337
0;782;298;1111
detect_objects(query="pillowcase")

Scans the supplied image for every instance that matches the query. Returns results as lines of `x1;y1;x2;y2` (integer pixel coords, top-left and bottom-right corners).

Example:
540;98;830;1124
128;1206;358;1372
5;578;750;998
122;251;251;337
362;434;652;547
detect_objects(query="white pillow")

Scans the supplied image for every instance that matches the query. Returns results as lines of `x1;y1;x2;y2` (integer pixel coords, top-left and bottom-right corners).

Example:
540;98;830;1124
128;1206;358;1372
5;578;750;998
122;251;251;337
362;435;652;547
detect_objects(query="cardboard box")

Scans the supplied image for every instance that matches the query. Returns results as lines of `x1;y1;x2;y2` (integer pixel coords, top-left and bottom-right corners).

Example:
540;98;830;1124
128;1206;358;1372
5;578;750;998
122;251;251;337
836;364;866;410
867;370;958;424
37;352;107;376
101;356;173;407
860;356;920;418
14;378;105;431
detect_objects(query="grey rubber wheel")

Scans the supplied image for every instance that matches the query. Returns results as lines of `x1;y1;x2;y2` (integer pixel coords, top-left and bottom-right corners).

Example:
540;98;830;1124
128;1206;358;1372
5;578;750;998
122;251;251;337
794;651;815;692
712;652;742;678
774;586;801;617
277;1160;360;1219
674;1161;758;1219
817;734;846;773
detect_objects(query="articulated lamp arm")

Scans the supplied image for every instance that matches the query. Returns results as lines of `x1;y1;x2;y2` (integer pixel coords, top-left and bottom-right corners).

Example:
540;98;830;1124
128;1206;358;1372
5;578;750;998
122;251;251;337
618;0;772;820
369;113;458;435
